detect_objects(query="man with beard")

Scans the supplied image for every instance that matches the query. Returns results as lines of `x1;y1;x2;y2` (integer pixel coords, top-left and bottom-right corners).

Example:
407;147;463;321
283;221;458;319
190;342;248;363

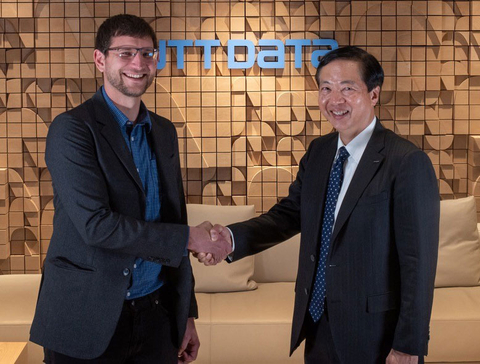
30;14;230;363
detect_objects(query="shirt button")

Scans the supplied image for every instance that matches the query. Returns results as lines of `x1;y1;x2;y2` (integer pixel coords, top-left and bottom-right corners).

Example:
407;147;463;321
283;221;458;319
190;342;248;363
126;292;131;297
131;137;135;141
133;264;137;269
123;268;130;276
310;254;315;262
136;168;139;172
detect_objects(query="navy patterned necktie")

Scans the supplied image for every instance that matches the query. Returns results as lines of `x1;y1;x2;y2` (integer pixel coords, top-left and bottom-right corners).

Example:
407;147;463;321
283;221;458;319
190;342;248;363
309;146;350;322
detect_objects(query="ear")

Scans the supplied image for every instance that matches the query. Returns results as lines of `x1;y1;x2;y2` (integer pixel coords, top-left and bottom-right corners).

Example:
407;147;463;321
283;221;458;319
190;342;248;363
93;49;106;73
369;86;380;107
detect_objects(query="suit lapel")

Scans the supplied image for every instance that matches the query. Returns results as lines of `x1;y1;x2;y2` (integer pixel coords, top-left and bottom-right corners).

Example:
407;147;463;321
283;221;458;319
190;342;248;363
149;116;175;195
330;121;386;245
149;114;182;219
92;90;144;192
308;136;338;252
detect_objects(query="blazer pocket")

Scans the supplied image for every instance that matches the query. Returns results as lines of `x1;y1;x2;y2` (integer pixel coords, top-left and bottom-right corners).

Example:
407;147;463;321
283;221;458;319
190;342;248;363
51;257;96;273
366;291;398;313
357;190;388;206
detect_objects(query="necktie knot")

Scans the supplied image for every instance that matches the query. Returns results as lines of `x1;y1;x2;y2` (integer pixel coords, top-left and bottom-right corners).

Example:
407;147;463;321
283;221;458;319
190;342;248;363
337;146;349;164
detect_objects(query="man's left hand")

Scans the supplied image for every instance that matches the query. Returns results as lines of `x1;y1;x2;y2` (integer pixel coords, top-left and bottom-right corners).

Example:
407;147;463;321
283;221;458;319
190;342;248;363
178;317;199;363
386;349;419;364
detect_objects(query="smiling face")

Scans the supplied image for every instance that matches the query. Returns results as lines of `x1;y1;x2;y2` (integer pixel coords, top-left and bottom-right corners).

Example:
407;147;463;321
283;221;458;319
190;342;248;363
317;60;380;145
94;35;157;102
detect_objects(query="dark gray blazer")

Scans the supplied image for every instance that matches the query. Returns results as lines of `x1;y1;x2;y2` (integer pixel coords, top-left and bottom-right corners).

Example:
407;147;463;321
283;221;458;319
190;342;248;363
30;89;197;359
229;121;439;363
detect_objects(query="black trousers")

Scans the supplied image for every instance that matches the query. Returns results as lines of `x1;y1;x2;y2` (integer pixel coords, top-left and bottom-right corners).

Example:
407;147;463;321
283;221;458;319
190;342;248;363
304;305;341;364
44;285;178;364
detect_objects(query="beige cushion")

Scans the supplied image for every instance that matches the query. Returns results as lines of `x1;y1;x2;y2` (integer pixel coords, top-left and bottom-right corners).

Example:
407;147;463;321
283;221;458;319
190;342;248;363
187;204;257;293
436;197;480;287
0;274;44;364
203;282;304;364
428;286;480;362
253;234;300;283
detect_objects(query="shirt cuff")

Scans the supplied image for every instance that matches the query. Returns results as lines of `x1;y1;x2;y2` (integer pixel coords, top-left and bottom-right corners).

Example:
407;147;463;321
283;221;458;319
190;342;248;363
184;226;189;257
226;227;235;262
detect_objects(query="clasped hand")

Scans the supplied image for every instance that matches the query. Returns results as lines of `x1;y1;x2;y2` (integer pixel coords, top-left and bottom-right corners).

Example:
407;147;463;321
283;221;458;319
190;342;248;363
187;221;232;265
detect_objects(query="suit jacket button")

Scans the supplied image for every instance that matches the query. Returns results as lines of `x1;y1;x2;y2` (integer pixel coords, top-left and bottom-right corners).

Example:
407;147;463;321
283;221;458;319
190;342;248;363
310;254;315;262
123;268;130;276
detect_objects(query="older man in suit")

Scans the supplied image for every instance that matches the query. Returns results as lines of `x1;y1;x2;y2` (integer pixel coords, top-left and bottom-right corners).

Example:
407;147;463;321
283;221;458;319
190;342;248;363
30;14;230;363
199;46;439;363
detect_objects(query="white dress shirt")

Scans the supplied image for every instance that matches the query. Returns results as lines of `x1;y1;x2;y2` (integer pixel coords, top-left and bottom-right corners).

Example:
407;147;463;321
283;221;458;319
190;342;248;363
333;117;376;220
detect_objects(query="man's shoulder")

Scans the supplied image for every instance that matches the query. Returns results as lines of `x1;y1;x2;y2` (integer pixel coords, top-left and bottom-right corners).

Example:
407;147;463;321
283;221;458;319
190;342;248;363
382;126;423;155
148;111;176;133
308;132;338;150
53;97;96;125
379;126;434;172
148;111;173;125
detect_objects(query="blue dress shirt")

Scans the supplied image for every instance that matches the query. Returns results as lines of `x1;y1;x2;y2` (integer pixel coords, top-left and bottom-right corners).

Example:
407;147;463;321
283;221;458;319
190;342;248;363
102;87;163;299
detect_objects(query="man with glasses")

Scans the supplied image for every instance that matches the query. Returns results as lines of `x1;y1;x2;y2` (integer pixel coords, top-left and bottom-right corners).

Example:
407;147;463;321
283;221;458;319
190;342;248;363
30;14;230;363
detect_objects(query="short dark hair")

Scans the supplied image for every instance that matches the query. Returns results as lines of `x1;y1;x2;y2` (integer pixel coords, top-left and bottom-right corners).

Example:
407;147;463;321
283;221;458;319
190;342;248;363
95;14;157;54
315;46;384;92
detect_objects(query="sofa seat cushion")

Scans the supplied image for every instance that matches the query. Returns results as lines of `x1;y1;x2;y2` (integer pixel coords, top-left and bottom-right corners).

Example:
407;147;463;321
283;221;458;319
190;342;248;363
195;282;303;363
0;274;40;328
427;286;480;362
0;274;43;364
209;282;296;323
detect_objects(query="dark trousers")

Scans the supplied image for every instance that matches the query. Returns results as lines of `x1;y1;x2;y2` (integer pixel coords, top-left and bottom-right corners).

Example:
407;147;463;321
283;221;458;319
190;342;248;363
303;308;426;364
304;305;340;364
44;286;178;364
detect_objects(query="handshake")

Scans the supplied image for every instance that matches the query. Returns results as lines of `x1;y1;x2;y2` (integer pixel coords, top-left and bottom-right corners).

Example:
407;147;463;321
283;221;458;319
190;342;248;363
187;222;232;266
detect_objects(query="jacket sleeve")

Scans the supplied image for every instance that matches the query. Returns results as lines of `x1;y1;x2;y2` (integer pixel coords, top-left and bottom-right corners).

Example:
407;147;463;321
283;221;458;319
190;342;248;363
46;113;189;268
227;140;316;260
392;150;440;355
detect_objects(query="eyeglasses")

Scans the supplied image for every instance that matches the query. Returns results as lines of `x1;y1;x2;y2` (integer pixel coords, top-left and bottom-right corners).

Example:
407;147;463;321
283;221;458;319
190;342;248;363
106;47;158;61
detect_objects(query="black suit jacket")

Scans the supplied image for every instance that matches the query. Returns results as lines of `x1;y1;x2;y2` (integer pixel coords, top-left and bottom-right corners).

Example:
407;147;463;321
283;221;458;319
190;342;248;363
229;121;439;363
30;89;197;359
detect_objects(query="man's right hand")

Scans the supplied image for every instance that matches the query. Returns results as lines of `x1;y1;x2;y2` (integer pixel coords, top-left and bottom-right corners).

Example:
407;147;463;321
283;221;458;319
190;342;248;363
194;224;232;266
188;221;232;265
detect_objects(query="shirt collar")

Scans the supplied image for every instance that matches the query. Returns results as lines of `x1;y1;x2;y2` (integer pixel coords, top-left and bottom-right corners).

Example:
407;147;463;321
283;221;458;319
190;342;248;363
101;86;152;132
336;117;376;163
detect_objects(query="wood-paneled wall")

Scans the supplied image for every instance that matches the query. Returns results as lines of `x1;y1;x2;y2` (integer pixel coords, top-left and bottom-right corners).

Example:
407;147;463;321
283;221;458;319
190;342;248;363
0;1;479;273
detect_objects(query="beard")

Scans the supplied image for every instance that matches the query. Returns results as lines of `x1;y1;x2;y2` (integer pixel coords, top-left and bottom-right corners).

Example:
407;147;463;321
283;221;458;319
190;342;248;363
105;68;155;97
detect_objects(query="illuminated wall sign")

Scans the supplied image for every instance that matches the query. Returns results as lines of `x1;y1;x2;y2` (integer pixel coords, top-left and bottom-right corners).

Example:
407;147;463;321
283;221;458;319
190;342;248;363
157;39;338;70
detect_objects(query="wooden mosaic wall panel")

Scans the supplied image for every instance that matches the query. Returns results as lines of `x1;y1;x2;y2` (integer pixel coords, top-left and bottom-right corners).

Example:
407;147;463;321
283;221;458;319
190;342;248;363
0;1;479;273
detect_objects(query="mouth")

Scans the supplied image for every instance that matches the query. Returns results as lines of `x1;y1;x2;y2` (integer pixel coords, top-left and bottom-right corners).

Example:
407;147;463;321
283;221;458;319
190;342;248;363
331;110;349;117
123;73;147;80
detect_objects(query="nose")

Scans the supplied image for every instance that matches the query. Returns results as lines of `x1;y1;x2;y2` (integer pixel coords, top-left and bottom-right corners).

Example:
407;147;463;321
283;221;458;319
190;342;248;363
330;90;345;104
130;52;146;67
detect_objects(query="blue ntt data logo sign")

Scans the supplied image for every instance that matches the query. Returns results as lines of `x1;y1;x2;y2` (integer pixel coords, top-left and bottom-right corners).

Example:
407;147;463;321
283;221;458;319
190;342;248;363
157;39;338;70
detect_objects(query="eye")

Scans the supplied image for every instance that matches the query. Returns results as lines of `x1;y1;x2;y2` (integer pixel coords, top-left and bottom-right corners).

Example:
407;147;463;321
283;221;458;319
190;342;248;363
320;86;331;92
118;49;135;58
141;49;155;58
